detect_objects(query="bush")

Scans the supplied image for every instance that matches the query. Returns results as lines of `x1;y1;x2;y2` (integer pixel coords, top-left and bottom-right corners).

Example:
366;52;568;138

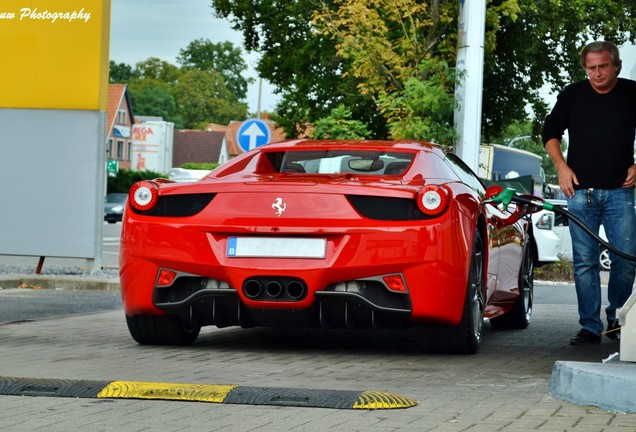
107;169;167;194
534;257;574;282
180;162;219;170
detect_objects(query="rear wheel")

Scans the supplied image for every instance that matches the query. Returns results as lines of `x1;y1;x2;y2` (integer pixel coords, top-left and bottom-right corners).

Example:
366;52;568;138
126;314;201;345
417;230;485;354
600;248;611;271
490;234;533;329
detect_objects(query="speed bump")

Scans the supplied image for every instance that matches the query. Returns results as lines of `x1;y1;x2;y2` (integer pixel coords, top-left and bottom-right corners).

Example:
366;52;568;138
0;376;417;410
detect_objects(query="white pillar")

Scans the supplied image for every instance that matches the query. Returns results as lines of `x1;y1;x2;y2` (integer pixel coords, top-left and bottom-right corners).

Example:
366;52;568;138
453;0;486;173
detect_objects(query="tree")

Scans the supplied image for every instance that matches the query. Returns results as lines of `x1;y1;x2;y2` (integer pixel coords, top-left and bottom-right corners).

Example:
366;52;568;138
173;69;248;128
127;80;182;128
177;39;253;102
482;0;636;140
310;105;371;139
212;0;636;142
109;61;137;83
108;41;251;128
133;57;181;84
377;60;459;145
212;0;388;138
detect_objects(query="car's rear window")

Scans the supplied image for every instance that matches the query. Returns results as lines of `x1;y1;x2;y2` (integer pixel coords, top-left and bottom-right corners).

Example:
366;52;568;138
263;150;415;176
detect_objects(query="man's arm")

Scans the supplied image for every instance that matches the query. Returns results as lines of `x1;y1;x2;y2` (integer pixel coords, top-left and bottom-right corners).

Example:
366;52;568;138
545;138;578;198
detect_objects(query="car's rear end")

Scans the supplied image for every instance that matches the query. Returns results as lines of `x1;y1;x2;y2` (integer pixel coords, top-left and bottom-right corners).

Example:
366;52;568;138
120;141;480;340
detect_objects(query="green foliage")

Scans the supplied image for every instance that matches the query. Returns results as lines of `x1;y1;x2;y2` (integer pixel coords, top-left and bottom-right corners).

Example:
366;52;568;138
109;61;137;83
133;58;181;83
212;0;388;139
310;105;372;139
180;162;219;170
173;69;248;129
534;257;574;282
212;0;636;143
127;80;182;128
109;42;249;128
483;0;636;139
377;60;458;146
177;39;253;101
106;169;167;194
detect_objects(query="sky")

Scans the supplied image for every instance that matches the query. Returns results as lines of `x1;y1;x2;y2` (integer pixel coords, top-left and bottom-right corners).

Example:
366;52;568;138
109;0;279;114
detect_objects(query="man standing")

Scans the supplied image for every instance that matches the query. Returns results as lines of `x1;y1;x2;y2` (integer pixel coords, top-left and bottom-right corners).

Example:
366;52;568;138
542;40;636;345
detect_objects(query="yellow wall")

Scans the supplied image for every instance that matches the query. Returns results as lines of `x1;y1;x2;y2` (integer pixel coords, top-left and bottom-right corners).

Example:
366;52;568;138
0;0;110;111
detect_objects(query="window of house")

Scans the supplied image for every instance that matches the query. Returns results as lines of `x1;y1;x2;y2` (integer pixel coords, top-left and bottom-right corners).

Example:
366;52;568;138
117;140;124;159
107;139;113;158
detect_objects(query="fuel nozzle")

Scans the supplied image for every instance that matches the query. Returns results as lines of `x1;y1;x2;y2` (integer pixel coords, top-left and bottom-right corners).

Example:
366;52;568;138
484;187;554;213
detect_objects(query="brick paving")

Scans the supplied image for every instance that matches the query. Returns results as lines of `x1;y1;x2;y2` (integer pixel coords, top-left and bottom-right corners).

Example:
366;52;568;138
1;298;635;431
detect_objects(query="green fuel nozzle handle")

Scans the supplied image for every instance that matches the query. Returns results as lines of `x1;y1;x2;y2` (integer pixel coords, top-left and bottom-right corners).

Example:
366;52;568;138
486;188;554;211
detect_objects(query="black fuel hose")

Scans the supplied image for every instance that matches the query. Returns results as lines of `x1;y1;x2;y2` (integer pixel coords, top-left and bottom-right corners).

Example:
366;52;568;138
508;193;636;263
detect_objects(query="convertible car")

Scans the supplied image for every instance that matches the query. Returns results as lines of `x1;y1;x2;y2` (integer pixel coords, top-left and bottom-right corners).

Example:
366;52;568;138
119;139;534;354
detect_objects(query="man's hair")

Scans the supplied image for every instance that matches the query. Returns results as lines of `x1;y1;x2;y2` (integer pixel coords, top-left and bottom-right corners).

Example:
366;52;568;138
580;41;622;73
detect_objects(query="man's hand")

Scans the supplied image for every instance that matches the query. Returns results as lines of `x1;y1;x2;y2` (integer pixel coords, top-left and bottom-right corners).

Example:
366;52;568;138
623;164;636;188
556;164;579;198
545;138;578;198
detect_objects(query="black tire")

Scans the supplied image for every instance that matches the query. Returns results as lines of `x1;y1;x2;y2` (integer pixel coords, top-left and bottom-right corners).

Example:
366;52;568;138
417;230;485;354
126;314;200;345
490;234;533;329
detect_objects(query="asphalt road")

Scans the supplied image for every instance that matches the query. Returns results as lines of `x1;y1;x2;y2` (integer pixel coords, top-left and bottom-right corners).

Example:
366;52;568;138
0;288;122;324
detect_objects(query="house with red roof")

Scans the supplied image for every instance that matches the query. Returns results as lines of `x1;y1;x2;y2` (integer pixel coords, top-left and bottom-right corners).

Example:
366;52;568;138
172;130;227;167
106;84;134;170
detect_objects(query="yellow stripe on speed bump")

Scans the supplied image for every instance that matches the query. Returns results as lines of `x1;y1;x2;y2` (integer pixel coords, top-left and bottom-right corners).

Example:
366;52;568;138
354;390;418;409
0;376;417;410
97;381;237;403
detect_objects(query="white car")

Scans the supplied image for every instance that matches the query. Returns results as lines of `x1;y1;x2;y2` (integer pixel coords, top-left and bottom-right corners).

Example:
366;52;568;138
549;200;611;271
530;209;562;266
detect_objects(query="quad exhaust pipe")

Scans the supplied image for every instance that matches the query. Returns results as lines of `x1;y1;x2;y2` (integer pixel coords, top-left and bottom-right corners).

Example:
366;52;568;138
243;277;307;301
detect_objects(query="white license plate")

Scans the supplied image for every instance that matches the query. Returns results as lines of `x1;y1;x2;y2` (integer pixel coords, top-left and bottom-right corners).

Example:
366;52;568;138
227;237;327;258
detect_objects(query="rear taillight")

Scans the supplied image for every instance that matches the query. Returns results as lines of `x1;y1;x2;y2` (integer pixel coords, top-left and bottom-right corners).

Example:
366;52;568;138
416;185;450;216
129;181;159;212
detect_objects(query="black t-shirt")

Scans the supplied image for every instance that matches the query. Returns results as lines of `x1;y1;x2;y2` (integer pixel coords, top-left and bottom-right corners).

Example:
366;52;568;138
542;78;636;189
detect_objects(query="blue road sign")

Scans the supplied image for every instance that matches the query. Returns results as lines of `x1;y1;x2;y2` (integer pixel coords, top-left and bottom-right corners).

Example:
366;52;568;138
236;118;271;152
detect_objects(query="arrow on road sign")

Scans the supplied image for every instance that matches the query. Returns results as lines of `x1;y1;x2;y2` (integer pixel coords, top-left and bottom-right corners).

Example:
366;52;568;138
244;122;265;150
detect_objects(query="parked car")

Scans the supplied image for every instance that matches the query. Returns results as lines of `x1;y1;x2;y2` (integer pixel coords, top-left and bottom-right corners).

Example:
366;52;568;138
104;193;127;223
120;139;534;354
168;167;212;183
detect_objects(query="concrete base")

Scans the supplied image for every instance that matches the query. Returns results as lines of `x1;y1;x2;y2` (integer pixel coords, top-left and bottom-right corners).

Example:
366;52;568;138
550;360;636;413
619;289;636;361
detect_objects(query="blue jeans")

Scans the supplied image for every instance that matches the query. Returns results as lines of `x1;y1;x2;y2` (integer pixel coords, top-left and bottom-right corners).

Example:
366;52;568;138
568;188;636;335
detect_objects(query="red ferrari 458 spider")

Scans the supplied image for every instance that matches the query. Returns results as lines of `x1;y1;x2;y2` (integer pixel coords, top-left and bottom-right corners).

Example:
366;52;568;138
119;139;533;354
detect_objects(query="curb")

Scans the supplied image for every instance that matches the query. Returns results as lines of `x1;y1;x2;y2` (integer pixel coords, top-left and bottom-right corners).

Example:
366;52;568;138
550;360;636;413
0;276;119;291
